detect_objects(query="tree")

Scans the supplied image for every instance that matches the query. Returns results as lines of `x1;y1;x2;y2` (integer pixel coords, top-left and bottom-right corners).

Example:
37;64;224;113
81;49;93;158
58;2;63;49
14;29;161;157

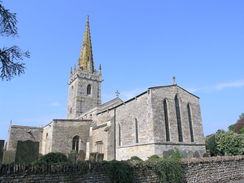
228;124;235;131
0;1;29;81
228;113;244;134
234;118;244;134
205;134;218;156
239;113;244;120
215;130;244;156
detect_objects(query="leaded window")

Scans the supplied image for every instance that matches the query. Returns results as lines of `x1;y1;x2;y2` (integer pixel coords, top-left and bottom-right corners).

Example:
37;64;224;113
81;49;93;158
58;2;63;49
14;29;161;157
163;99;170;141
175;95;183;142
187;103;194;142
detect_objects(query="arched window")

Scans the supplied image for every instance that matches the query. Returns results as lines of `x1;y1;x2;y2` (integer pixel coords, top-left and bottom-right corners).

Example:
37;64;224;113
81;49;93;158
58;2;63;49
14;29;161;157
87;84;91;95
135;118;139;143
118;124;121;146
163;99;170;141
175;95;183;142
72;136;79;152
187;103;194;142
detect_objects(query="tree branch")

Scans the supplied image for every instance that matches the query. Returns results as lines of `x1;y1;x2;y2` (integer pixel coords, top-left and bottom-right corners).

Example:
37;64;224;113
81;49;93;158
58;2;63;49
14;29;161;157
0;46;30;80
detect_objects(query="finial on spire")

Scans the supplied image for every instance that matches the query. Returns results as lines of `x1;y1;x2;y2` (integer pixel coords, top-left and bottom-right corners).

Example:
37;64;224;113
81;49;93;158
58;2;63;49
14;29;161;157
173;76;177;85
99;64;102;70
115;90;120;98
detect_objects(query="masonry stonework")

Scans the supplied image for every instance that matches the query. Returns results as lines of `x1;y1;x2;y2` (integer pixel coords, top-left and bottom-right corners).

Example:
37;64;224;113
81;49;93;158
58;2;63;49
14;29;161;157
1;156;243;183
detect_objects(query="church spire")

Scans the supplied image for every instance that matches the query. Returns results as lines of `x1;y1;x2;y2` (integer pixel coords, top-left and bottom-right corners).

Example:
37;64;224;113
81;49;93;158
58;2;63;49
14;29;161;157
78;16;94;73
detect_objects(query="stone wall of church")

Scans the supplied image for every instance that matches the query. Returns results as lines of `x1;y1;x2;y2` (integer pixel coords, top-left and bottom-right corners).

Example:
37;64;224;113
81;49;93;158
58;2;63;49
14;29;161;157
41;122;54;155
151;86;205;144
90;110;115;160
7;126;43;153
155;144;206;158
67;71;102;119
117;144;155;160
115;92;155;160
150;86;205;156
50;120;91;155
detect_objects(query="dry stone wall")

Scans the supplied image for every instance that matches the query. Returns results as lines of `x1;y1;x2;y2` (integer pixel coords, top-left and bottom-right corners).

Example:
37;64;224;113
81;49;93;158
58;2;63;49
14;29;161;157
0;156;243;183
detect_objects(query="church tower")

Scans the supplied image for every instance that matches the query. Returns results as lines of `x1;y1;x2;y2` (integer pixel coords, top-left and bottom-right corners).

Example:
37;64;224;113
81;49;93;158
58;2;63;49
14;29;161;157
67;17;102;119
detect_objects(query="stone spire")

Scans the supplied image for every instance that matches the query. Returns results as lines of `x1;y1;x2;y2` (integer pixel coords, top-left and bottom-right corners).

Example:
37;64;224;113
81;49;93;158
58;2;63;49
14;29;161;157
78;16;94;73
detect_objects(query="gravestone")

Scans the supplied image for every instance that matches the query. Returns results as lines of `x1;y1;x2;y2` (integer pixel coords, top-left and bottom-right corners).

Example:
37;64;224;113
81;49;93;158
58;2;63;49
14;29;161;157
68;150;77;162
0;140;4;163
69;150;86;162
15;140;39;163
77;150;86;161
2;150;15;164
89;152;104;162
193;151;200;158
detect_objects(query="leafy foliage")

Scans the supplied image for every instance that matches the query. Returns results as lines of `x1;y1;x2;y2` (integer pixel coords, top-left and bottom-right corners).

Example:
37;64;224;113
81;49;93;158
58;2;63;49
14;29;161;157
0;1;17;36
163;149;181;159
215;130;244;156
145;153;184;183
228;124;236;131
0;46;29;80
239;113;244;120
147;154;160;162
128;156;143;162
234;119;244;134
0;1;29;80
205;134;218;156
105;160;134;183
31;152;69;165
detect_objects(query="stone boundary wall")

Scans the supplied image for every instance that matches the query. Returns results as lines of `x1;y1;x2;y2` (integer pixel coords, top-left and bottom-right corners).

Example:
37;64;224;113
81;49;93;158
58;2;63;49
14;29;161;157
182;156;244;183
0;156;243;183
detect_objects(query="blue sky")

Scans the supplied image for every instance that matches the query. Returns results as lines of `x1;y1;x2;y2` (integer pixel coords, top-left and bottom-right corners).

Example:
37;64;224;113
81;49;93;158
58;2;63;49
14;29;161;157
0;0;243;140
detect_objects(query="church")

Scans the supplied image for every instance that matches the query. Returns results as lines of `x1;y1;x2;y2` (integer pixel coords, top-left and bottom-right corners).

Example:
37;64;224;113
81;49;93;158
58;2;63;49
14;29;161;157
6;17;206;161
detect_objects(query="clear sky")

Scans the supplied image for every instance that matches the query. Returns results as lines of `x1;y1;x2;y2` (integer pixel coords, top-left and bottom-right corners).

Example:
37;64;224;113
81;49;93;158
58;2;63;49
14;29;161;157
0;0;243;140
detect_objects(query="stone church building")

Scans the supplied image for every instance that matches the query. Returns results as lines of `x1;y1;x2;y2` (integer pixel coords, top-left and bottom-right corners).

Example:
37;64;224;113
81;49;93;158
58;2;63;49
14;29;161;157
6;17;205;161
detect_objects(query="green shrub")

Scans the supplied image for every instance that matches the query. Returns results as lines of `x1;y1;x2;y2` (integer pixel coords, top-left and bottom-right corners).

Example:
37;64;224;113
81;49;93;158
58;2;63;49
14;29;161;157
105;160;134;183
215;130;244;155
147;154;160;162
145;153;184;183
31;152;68;165
164;149;181;159
128;156;143;162
205;134;218;156
145;157;183;183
